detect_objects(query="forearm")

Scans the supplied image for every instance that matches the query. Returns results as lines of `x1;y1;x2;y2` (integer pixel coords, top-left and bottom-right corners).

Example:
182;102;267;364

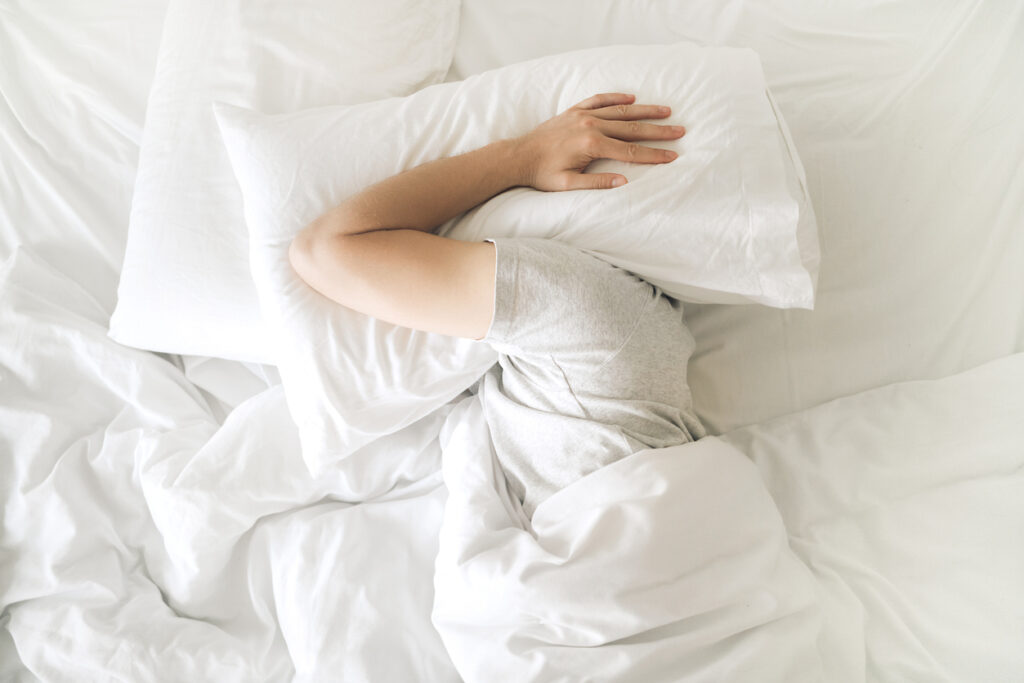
310;138;530;238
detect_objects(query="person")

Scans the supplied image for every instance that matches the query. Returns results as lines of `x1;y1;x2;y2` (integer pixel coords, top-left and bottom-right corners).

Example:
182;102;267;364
289;92;705;518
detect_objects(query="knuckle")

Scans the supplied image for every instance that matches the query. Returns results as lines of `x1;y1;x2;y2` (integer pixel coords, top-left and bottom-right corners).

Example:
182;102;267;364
583;132;603;153
580;116;597;129
628;121;641;135
627;142;640;158
616;104;630;116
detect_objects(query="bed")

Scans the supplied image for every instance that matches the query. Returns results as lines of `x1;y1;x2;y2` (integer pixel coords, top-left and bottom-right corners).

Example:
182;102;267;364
2;1;1022;681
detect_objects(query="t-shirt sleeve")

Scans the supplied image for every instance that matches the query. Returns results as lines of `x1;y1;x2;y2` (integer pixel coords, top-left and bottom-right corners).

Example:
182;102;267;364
481;237;658;374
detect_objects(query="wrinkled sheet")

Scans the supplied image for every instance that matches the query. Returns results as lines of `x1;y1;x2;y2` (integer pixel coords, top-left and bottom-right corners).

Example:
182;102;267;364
0;249;460;682
0;0;280;419
0;0;169;315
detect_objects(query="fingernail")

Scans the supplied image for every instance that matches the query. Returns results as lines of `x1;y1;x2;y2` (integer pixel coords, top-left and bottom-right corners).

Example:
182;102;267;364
611;177;626;187
665;150;678;160
673;126;686;135
659;106;671;114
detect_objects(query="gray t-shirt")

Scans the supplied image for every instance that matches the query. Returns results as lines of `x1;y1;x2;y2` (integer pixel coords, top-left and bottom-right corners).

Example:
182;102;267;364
478;237;706;518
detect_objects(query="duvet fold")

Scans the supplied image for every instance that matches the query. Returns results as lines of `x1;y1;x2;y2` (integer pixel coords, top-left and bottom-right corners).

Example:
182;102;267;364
433;394;824;682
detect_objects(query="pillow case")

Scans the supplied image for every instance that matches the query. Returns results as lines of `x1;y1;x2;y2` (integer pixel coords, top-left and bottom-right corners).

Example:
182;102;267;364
214;41;818;475
444;85;818;308
108;0;461;364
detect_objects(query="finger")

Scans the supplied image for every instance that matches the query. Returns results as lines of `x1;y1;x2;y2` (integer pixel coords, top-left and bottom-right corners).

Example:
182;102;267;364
574;92;635;110
598;119;686;142
562;172;628;191
591;103;672;121
600;139;679;165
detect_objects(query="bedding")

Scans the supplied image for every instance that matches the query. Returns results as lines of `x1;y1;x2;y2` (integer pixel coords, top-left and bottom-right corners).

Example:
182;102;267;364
216;40;819;309
3;246;1022;681
108;0;461;364
0;0;169;316
437;44;818;309
214;41;815;475
3;1;1023;681
450;0;1024;434
1;248;457;682
433;396;823;682
722;353;1024;682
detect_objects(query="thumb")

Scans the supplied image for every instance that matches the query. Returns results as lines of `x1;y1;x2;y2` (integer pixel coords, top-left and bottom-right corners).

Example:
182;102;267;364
563;172;627;191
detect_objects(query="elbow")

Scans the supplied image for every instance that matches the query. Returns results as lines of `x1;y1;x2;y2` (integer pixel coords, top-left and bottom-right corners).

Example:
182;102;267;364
288;224;320;285
288;218;359;305
289;216;346;291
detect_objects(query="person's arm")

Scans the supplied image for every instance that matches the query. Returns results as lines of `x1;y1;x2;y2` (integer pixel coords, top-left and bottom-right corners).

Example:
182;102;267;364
288;92;684;340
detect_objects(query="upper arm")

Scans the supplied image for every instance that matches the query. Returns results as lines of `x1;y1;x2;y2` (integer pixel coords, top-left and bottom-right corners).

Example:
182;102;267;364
288;227;496;340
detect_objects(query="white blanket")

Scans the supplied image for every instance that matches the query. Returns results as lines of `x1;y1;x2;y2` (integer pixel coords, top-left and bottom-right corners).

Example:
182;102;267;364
434;396;822;681
724;355;1024;682
3;248;1022;681
0;249;457;681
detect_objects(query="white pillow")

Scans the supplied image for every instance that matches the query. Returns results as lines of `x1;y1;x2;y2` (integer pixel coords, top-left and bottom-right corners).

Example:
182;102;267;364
215;41;818;475
445;83;818;307
108;0;461;364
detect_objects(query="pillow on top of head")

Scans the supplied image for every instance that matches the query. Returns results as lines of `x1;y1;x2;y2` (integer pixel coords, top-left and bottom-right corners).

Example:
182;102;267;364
108;0;461;364
215;41;819;475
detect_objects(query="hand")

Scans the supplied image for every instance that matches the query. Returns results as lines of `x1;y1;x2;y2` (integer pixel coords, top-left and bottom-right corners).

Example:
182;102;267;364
515;92;685;192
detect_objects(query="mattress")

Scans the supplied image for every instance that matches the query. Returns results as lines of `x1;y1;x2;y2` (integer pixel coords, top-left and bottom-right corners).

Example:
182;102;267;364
2;1;1022;681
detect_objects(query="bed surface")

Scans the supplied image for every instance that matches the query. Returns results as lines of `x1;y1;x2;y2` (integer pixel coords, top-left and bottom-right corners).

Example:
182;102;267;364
2;1;1022;680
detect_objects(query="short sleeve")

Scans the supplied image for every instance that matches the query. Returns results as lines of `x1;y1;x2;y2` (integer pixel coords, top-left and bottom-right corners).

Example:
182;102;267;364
481;237;659;375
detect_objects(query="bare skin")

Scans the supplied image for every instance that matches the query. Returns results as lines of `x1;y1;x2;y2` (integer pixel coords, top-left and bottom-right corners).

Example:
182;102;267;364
288;92;685;340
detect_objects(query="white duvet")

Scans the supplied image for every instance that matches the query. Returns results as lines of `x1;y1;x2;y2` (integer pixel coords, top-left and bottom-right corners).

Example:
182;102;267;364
434;396;821;682
3;247;1022;681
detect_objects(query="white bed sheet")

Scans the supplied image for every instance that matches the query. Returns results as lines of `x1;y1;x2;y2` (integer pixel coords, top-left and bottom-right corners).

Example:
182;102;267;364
0;0;169;316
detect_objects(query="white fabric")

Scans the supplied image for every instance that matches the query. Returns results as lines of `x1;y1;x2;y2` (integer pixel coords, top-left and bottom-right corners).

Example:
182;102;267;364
222;41;817;308
176;355;282;422
4;1;1024;680
218;93;500;473
5;247;1022;681
442;46;817;308
214;41;817;476
433;395;824;682
0;6;171;674
1;248;460;682
449;0;1024;434
0;0;169;316
108;0;461;364
721;353;1024;682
